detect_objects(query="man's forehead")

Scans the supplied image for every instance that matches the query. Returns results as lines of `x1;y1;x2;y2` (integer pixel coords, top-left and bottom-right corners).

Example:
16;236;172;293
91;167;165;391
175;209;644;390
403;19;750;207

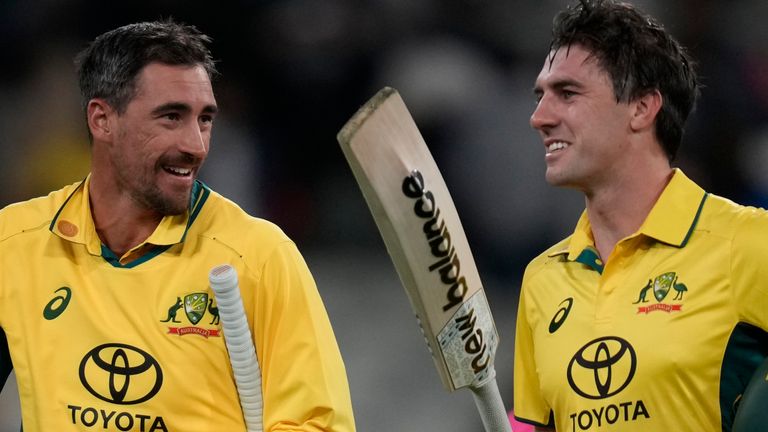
535;45;605;84
135;63;212;89
547;44;599;70
131;62;216;105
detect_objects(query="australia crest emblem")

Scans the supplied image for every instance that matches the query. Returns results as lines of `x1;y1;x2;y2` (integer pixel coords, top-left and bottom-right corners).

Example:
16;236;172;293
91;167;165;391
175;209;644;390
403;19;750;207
633;271;687;314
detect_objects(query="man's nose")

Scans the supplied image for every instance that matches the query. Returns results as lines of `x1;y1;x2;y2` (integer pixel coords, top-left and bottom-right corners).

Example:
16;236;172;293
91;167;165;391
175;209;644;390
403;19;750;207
180;122;209;158
530;94;558;131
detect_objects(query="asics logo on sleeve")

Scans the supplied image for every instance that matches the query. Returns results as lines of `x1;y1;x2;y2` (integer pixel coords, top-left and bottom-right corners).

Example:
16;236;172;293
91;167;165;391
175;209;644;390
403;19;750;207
549;297;574;333
43;287;73;320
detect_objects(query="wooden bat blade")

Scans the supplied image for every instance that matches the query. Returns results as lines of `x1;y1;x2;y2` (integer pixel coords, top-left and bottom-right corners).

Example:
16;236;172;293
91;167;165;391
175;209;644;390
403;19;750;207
338;87;499;392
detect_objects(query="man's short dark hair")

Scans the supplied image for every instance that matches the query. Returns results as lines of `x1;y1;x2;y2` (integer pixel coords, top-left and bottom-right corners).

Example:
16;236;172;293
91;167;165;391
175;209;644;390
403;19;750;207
75;19;218;114
550;0;699;161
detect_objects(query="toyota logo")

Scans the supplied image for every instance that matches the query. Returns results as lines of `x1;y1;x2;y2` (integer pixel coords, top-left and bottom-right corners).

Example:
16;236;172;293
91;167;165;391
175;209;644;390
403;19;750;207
567;336;636;400
79;343;163;405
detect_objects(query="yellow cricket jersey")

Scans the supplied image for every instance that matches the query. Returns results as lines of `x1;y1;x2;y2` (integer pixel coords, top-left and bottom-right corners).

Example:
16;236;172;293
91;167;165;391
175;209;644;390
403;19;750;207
0;176;355;432
513;169;768;431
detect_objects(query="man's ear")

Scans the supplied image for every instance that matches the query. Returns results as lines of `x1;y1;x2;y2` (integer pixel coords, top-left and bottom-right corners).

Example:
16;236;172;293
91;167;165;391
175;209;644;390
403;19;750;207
86;99;116;142
630;90;663;131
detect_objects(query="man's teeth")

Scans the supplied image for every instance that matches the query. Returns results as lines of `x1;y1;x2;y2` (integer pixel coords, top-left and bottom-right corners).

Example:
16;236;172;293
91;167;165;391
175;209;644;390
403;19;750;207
165;166;191;176
547;142;568;153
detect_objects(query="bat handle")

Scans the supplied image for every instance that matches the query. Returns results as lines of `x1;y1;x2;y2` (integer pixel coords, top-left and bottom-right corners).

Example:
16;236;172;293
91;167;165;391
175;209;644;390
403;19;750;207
469;374;513;432
209;264;263;432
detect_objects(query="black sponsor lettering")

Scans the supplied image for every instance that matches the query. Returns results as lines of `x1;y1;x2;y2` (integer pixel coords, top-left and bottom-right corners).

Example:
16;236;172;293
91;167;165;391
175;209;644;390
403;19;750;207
577;411;592;429
568;400;650;431
471;347;490;373
620;401;632;419
402;170;490;377
402;170;425;198
67;404;167;431
69;405;80;423
136;414;151;431
633;400;650;420
455;308;490;374
415;191;436;218
82;408;98;426
428;226;450;257
437;254;459;285
402;170;472;312
101;410;115;428
427;249;454;272
592;406;604;427
151;417;168;432
444;277;468;311
116;412;133;431
464;328;483;354
423;209;444;239
456;308;477;333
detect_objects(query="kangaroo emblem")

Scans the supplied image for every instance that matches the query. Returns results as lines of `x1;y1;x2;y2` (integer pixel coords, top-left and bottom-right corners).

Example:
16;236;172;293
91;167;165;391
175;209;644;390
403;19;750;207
672;275;688;300
208;298;220;325
633;279;653;304
160;297;183;323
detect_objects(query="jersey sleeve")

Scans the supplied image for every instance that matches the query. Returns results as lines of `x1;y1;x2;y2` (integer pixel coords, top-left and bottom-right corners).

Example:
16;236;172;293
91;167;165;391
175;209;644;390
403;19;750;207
513;285;554;428
730;210;768;329
252;241;355;432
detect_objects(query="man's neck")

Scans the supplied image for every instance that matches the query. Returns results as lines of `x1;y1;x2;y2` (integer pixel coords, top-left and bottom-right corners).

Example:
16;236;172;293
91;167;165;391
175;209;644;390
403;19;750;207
88;181;163;259
585;166;674;262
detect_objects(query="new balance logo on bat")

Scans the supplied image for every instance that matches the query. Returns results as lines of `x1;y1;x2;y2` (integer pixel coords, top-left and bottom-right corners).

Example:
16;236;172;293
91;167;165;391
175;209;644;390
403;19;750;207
402;169;468;312
456;308;490;374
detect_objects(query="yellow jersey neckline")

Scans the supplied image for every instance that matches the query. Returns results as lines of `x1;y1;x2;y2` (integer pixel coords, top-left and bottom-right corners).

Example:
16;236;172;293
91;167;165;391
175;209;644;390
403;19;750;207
548;169;708;265
48;175;210;266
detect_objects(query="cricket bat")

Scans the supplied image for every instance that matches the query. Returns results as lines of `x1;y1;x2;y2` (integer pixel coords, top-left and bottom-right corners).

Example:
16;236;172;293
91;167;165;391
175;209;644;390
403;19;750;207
338;87;511;432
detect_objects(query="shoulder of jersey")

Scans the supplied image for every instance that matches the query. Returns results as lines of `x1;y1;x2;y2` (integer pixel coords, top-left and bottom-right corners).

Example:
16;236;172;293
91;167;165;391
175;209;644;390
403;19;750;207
697;192;768;237
194;189;292;250
523;235;573;278
0;181;82;242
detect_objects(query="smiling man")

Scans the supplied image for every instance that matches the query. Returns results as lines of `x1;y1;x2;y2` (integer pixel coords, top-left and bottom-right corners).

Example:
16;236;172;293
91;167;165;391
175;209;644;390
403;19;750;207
88;61;218;260
0;21;354;431
513;1;768;431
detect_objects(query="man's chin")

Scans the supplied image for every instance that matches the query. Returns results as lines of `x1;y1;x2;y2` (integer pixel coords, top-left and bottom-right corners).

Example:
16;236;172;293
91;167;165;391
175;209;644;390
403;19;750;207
145;191;190;217
545;170;581;189
160;205;188;217
160;195;191;216
545;170;566;186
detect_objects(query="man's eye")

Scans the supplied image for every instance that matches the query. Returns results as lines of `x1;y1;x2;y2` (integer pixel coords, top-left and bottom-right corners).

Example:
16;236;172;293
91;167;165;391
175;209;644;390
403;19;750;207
163;113;181;121
200;115;214;124
562;90;576;99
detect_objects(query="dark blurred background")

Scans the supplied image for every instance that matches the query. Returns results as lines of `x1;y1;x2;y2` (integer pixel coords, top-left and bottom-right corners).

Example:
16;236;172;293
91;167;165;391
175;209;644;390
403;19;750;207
1;0;767;430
